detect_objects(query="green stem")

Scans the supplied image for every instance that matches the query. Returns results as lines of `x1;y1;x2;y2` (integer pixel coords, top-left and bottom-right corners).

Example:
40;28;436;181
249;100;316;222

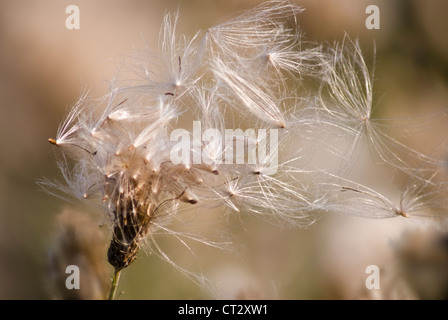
108;268;122;300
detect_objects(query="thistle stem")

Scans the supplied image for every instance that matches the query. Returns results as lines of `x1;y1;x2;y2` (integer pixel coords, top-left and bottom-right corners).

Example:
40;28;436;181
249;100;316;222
108;268;122;300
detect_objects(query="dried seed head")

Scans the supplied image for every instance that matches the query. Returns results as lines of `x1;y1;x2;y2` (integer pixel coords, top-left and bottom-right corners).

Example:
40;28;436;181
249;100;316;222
41;1;448;297
47;209;109;300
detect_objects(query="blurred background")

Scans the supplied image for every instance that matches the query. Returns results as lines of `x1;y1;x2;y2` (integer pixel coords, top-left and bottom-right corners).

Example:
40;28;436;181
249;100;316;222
0;0;448;299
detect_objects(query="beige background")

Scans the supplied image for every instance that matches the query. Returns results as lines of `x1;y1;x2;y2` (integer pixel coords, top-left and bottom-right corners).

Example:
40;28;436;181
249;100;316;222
0;0;447;299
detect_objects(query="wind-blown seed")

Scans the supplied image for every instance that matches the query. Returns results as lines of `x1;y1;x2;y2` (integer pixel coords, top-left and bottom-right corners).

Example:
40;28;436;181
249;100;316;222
41;1;448;296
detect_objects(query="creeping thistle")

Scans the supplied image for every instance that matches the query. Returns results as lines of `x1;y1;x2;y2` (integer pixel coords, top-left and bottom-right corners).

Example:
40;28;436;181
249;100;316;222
42;1;448;298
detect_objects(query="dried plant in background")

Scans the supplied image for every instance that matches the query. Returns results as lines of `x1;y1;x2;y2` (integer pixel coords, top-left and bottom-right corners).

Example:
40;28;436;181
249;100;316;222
47;209;109;300
394;223;448;299
346;221;448;300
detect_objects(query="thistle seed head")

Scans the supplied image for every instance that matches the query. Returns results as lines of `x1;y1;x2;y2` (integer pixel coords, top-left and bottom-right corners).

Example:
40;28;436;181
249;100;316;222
42;1;448;290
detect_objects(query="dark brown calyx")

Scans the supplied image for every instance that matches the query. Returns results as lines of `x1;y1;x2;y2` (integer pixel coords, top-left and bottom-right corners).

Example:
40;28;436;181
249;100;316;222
107;194;151;270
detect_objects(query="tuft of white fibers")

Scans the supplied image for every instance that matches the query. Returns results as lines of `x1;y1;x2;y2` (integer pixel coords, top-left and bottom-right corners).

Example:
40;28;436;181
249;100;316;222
206;1;304;58
316;35;446;176
318;160;448;220
41;1;448;297
211;57;287;128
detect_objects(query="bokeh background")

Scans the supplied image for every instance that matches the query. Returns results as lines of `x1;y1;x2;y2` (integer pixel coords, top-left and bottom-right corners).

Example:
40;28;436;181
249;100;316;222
1;0;448;299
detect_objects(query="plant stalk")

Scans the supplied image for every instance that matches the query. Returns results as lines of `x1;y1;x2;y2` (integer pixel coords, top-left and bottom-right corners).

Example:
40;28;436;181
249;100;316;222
108;268;122;300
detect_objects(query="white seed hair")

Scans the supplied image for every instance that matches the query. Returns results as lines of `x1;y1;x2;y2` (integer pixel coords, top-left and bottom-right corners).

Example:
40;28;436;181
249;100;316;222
42;1;448;294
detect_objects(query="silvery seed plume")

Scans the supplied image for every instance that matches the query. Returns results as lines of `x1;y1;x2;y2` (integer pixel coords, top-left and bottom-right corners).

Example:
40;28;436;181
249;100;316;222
318;158;448;220
41;1;448;297
316;35;447;176
42;1;322;278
